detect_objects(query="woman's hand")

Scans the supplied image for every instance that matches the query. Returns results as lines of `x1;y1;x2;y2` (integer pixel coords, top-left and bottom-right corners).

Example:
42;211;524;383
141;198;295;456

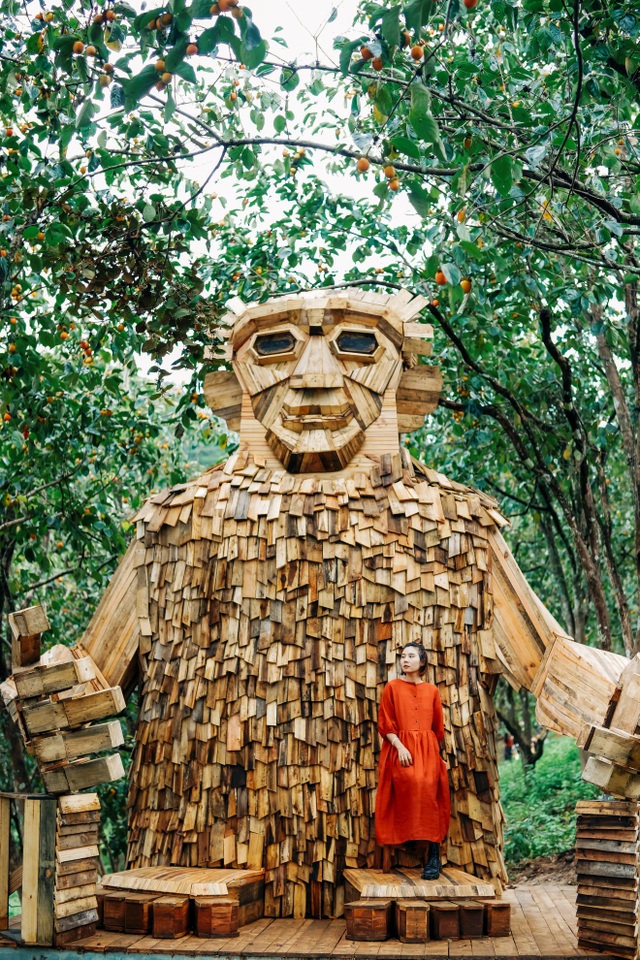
395;742;413;767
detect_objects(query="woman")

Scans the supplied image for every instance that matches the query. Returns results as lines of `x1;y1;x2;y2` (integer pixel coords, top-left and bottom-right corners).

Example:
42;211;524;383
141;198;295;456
375;642;450;879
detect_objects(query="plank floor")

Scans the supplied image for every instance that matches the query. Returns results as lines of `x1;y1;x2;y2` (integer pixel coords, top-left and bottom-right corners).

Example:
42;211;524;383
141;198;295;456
0;886;620;958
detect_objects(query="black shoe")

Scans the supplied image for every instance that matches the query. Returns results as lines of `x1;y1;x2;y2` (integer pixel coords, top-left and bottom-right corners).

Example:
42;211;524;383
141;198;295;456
421;842;441;880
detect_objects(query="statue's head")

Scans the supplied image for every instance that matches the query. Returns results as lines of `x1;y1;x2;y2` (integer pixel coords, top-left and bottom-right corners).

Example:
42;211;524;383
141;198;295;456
204;288;442;474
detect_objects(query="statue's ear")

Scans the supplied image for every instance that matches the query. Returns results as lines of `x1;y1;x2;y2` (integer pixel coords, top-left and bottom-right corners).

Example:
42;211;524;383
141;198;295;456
203;369;242;432
396;365;442;433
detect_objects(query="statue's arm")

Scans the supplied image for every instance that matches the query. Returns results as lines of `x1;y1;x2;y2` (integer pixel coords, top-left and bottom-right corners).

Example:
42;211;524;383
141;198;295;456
79;536;145;697
489;528;640;798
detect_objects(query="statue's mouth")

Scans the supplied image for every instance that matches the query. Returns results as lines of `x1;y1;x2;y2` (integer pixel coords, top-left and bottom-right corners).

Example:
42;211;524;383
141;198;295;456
280;410;353;431
281;395;353;432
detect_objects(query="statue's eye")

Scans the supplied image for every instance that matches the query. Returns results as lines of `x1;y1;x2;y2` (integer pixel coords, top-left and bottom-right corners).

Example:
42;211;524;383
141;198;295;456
254;332;296;356
336;331;378;355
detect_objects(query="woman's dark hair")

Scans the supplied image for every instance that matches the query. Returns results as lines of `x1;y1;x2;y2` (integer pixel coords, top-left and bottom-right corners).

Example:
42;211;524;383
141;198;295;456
401;642;428;676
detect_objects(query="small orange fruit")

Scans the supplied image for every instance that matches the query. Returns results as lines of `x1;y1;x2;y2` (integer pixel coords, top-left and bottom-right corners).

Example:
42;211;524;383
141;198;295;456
463;136;472;148
411;45;424;60
73;40;84;53
383;165;396;178
357;156;370;172
155;59;166;72
105;9;117;20
372;57;383;70
85;44;97;55
161;72;172;83
104;63;114;73
360;45;374;60
435;269;447;286
186;42;198;55
159;11;172;23
457;209;466;223
389;178;400;191
93;12;104;23
461;278;472;294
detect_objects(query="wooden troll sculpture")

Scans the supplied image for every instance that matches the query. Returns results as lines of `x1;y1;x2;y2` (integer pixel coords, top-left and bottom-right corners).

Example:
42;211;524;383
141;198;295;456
7;289;640;919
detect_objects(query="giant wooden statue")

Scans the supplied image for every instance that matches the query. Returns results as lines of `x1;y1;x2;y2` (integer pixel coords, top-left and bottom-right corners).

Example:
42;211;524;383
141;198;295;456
4;289;640;921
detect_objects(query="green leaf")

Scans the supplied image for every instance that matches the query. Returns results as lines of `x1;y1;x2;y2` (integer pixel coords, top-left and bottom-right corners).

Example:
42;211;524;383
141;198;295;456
46;223;73;246
381;7;402;48
166;38;190;71
391;135;421;160
174;60;197;83
280;67;300;91
142;202;156;222
274;115;287;134
240;36;266;70
76;100;97;130
403;0;432;37
198;26;219;55
407;180;431;217
375;85;393;117
409;84;446;161
441;263;461;285
121;65;159;109
190;0;215;15
491;155;513;197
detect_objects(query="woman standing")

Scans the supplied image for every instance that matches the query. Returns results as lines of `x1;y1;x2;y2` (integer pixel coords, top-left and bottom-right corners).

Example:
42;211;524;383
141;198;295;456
375;642;450;879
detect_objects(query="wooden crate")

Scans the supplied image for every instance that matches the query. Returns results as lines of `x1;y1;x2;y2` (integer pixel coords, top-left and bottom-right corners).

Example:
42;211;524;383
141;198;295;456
124;892;157;935
458;900;485;938
483;900;511;937
152;894;191;939
430;900;460;940
344;899;394;941
102;892;127;932
194;896;239;937
395;899;430;943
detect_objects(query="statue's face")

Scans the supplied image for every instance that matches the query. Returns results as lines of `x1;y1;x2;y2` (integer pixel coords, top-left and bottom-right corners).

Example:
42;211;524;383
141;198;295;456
233;315;403;473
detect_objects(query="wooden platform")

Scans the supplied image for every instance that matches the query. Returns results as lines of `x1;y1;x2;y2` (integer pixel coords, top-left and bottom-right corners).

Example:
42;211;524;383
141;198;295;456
344;867;496;901
0;886;621;957
100;866;265;897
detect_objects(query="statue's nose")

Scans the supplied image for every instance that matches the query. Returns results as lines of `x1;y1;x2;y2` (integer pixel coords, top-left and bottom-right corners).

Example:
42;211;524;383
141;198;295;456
289;335;343;389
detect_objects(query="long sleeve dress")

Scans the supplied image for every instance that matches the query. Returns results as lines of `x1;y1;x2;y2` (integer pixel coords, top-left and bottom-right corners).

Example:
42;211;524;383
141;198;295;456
375;678;450;846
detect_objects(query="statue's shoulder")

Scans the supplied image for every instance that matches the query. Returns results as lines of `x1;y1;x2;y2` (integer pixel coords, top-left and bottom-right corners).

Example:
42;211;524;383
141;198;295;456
132;454;239;532
407;456;509;530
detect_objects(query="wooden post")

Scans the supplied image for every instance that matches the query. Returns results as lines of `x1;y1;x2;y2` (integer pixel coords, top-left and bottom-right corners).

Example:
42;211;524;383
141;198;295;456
22;797;56;945
0;796;10;931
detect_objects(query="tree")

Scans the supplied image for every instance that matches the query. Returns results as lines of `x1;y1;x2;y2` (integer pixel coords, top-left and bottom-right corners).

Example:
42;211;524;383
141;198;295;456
1;0;640;669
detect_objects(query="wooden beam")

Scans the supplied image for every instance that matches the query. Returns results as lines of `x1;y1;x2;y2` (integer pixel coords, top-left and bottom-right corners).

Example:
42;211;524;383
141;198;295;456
582;757;640;799
578;724;640;772
22;797;56;945
0;796;9;931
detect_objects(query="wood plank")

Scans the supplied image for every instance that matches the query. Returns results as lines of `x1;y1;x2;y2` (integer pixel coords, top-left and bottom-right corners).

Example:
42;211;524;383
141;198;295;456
0;797;9;931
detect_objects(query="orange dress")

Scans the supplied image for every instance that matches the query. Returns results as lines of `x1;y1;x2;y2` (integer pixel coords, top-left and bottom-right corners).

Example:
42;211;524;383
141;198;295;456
375;679;450;845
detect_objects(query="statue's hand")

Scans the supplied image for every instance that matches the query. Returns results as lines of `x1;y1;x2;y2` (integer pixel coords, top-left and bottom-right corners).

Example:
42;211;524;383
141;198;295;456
395;743;413;767
0;643;126;795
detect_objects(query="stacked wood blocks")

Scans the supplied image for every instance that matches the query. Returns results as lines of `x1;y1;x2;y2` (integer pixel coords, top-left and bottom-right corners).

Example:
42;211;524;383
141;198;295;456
53;794;101;946
575;800;639;959
344;896;510;942
0;605;126;795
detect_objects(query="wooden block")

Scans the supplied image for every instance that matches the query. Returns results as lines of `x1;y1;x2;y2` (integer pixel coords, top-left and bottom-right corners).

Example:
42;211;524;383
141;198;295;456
394;899;430;943
344;899;394;941
579;724;640;773
33;720;124;764
14;657;96;700
456;900;485;938
56;856;101;877
23;687;125;737
56;844;100;865
194;896;239;937
583;757;640;799
56;869;99;892
65;754;124;792
9;607;48;670
430;901;460;940
125;892;158;934
54;908;99;934
53;922;97;946
103;892;127;932
152;894;191;939
483;900;511;936
54;895;98;920
58;828;99;850
58;794;100;815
